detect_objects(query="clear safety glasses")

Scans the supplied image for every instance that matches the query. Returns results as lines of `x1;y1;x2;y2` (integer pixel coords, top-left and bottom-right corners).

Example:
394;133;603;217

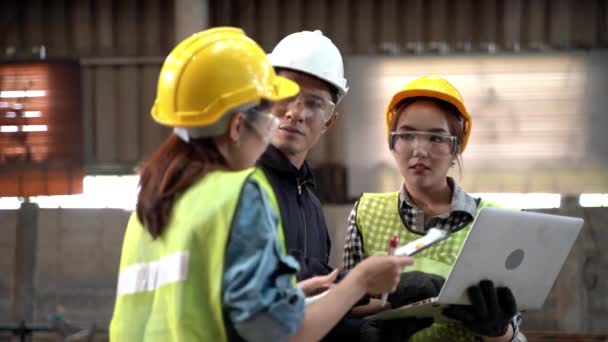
241;106;280;143
272;90;336;122
390;131;457;156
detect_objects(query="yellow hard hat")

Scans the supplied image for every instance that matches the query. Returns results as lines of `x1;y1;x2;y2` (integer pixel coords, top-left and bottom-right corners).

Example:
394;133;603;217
385;75;472;151
151;27;299;128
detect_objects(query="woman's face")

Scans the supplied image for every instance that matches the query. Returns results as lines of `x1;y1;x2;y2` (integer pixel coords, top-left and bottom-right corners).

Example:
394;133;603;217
391;100;458;191
228;108;280;170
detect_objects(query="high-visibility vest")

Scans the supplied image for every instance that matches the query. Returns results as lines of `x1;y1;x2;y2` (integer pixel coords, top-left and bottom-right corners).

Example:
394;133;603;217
356;192;499;342
110;168;287;342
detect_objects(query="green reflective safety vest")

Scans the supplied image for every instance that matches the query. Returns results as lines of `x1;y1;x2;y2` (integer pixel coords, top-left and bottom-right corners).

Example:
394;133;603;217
109;168;288;342
356;192;499;342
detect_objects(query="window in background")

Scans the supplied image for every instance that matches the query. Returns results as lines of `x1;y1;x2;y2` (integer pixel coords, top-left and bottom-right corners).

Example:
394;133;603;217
2;178;606;209
0;175;139;210
579;194;608;207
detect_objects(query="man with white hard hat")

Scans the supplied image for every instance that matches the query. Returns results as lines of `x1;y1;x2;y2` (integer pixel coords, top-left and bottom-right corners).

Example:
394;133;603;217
257;30;362;340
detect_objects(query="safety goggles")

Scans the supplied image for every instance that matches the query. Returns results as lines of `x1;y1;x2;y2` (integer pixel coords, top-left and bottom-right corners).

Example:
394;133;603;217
272;90;336;121
241;105;280;143
390;130;458;156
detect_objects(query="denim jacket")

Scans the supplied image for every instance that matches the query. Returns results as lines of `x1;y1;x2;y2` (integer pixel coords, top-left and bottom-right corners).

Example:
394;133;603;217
223;178;305;341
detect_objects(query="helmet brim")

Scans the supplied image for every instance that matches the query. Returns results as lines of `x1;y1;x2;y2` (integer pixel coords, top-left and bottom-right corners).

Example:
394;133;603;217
264;75;300;102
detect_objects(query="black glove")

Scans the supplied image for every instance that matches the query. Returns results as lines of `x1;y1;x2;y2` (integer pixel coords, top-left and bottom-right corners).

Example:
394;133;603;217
443;279;517;337
387;271;445;307
352;271;444;311
360;317;434;342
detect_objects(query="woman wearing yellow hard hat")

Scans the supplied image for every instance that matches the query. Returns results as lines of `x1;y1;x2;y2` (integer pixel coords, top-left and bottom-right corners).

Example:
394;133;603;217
109;27;412;342
343;76;524;342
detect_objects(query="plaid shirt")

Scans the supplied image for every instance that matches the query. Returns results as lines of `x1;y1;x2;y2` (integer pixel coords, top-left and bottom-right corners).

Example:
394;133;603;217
342;178;524;342
343;177;477;272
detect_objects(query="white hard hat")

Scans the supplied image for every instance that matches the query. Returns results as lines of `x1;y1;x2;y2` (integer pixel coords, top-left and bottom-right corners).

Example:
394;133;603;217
268;30;349;103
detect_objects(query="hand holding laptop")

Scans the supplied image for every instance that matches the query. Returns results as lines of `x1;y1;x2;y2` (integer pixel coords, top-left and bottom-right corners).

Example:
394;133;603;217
388;271;445;307
367;207;583;322
443;279;517;337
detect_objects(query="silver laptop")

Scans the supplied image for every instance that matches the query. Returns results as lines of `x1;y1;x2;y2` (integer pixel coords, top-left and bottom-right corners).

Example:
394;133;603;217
368;206;583;321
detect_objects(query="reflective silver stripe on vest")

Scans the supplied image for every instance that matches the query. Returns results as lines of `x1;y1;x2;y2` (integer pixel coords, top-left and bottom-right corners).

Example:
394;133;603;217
116;251;190;296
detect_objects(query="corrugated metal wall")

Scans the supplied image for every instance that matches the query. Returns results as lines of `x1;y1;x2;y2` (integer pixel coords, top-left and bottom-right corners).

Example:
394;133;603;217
1;0;175;173
81;60;168;173
0;0;174;58
2;0;608;174
211;0;608;54
209;0;608;195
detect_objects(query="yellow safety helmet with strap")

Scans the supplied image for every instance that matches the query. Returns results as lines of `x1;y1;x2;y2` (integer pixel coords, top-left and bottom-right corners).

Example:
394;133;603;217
151;27;299;128
385;75;473;152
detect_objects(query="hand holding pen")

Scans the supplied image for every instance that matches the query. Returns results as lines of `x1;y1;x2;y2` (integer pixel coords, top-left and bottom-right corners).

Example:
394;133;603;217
381;233;399;307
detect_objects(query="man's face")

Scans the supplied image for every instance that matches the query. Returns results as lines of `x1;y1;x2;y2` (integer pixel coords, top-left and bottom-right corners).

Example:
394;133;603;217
270;70;336;160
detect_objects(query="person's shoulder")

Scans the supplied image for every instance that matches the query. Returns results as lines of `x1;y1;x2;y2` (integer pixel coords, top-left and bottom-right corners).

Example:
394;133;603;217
185;172;250;211
360;191;399;201
354;192;400;214
235;177;277;230
476;198;504;209
241;172;270;200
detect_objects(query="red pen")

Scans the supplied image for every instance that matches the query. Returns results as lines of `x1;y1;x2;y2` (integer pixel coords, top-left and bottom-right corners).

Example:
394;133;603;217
381;233;399;306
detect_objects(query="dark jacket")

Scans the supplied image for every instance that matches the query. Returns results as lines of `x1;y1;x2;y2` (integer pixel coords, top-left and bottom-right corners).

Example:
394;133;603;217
256;145;333;280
